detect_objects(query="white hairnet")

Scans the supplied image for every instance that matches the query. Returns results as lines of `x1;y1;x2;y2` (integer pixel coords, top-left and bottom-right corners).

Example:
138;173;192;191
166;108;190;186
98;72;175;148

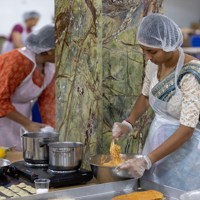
23;11;40;21
137;13;183;52
24;24;54;54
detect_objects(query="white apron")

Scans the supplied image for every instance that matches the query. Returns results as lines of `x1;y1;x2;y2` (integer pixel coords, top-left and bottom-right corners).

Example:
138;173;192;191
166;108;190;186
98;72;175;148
142;48;200;191
0;47;55;150
1;23;28;54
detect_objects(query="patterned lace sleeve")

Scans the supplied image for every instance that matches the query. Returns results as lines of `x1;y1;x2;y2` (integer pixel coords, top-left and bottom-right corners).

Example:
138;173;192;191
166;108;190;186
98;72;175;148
180;74;200;128
142;60;158;96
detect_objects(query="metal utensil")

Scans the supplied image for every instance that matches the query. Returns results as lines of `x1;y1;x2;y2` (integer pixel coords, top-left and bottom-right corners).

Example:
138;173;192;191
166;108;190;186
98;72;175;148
111;138;116;146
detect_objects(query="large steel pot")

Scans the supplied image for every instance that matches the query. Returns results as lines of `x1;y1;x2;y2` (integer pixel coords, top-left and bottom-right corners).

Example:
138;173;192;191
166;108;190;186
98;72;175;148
22;132;59;165
48;142;83;171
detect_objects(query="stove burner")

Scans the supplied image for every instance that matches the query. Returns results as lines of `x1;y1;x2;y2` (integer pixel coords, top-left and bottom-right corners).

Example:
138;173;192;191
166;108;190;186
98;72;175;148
47;168;76;174
24;162;48;167
9;161;93;187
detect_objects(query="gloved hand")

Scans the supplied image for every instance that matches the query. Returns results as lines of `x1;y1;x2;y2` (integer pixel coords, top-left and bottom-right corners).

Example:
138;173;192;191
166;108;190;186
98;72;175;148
22;122;46;133
118;155;152;179
40;126;55;133
21;124;54;133
112;120;133;139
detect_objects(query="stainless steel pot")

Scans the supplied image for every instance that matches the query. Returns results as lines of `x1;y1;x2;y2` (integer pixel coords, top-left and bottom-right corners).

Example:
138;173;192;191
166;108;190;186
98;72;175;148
22;132;59;165
48;142;83;171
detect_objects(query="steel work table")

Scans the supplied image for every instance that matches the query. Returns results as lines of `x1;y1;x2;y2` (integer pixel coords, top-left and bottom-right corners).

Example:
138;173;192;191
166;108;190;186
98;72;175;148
10;178;185;200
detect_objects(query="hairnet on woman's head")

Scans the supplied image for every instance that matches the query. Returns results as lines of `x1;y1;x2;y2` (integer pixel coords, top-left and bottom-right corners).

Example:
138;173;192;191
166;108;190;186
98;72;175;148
24;24;55;54
137;13;183;52
23;11;40;21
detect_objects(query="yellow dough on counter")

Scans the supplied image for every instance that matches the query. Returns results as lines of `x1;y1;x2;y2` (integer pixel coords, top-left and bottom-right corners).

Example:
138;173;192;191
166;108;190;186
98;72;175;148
112;190;164;200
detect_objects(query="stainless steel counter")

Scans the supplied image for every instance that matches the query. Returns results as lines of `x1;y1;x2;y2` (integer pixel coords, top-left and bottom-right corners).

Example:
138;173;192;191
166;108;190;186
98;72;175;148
10;178;185;200
11;179;136;200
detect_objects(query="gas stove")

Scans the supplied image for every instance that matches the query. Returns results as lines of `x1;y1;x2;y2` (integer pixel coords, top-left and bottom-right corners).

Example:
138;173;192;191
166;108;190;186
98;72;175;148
8;161;93;187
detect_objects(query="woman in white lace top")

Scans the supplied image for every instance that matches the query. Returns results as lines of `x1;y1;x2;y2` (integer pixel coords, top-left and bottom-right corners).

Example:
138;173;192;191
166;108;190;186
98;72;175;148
112;13;200;191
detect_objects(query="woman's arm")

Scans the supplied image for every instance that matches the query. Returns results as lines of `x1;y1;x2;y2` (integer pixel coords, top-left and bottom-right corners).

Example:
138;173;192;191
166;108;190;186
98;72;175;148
12;32;24;48
6;111;45;132
11;24;24;48
125;61;154;125
148;125;194;163
112;94;150;139
126;94;150;125
118;124;194;178
112;62;153;138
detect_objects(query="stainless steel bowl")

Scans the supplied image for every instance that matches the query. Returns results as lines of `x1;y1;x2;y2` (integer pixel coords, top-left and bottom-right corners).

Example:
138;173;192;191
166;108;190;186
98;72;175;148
0;159;11;174
88;154;141;183
0;159;11;167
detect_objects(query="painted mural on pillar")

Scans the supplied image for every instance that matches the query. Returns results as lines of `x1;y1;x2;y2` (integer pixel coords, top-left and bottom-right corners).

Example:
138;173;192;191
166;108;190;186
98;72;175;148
55;0;163;166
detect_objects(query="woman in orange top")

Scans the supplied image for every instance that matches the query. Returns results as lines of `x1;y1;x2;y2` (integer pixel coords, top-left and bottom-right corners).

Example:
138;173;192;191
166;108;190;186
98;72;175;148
0;24;55;150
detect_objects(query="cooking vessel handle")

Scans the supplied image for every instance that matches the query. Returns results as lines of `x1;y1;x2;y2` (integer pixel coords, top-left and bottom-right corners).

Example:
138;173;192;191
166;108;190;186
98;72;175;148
20;127;28;136
39;140;51;147
39;138;58;147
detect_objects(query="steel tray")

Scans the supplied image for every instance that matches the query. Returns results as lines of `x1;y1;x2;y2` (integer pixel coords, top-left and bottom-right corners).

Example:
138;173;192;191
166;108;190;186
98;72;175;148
10;179;185;200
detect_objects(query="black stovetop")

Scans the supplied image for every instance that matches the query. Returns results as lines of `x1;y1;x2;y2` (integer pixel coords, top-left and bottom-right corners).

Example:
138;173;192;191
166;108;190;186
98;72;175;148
7;161;93;187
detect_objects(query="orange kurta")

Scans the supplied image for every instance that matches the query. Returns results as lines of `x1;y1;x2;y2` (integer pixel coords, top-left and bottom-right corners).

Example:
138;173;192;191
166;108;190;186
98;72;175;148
0;49;55;127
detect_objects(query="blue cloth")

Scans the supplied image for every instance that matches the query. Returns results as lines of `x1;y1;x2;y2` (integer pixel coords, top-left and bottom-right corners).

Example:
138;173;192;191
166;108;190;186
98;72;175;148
190;34;200;47
190;34;200;58
32;101;42;123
